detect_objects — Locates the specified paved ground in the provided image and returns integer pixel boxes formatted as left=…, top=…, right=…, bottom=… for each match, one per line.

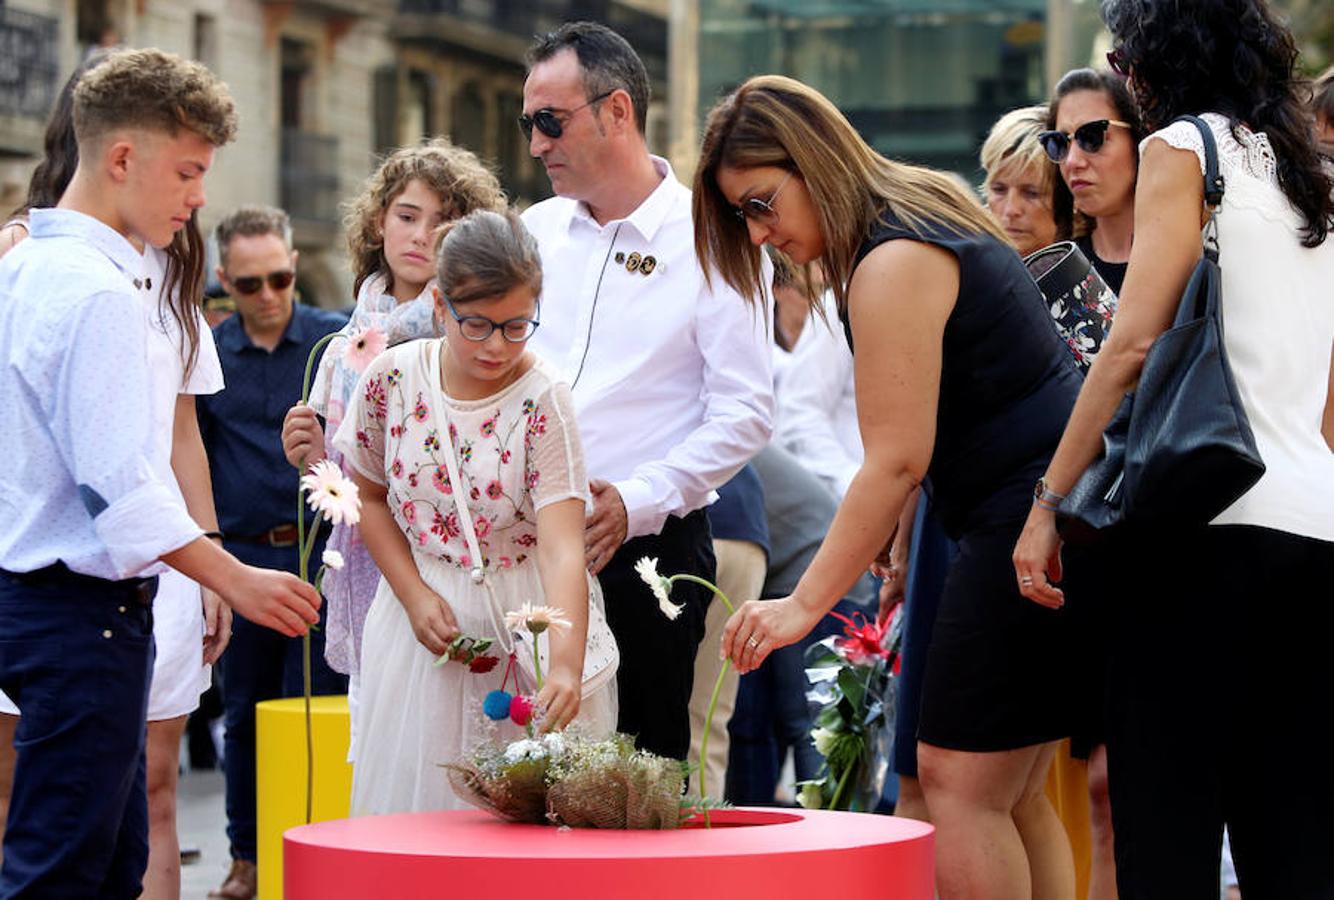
left=178, top=767, right=234, bottom=898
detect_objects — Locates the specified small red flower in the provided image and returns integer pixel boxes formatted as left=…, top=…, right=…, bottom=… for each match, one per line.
left=469, top=654, right=499, bottom=674
left=830, top=610, right=890, bottom=666
left=485, top=480, right=504, bottom=500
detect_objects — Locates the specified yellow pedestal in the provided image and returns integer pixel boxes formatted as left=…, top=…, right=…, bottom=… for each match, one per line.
left=256, top=696, right=352, bottom=900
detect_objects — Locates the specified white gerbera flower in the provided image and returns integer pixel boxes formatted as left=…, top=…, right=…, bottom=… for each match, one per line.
left=300, top=459, right=362, bottom=526
left=321, top=549, right=345, bottom=571
left=504, top=602, right=572, bottom=635
left=634, top=556, right=683, bottom=621
left=797, top=781, right=824, bottom=810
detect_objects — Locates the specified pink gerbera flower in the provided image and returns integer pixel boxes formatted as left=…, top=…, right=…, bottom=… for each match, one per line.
left=342, top=326, right=387, bottom=374
left=300, top=460, right=362, bottom=526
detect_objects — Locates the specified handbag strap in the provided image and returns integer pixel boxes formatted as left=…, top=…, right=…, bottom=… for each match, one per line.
left=1172, top=115, right=1227, bottom=261
left=427, top=340, right=517, bottom=656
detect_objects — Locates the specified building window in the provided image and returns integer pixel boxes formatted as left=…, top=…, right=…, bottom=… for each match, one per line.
left=193, top=13, right=218, bottom=70
left=404, top=69, right=435, bottom=142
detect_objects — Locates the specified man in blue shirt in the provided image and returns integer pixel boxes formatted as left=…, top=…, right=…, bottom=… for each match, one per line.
left=197, top=205, right=347, bottom=899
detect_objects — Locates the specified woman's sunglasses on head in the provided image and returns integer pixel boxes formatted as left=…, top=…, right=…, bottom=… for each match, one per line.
left=518, top=90, right=614, bottom=141
left=1037, top=119, right=1132, bottom=163
left=231, top=270, right=295, bottom=295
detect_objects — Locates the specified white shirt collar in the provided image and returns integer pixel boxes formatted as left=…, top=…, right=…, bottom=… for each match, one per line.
left=567, top=155, right=682, bottom=243
left=28, top=208, right=147, bottom=287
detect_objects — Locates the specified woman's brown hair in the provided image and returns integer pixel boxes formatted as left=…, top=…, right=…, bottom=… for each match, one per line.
left=693, top=75, right=1009, bottom=315
left=343, top=138, right=506, bottom=297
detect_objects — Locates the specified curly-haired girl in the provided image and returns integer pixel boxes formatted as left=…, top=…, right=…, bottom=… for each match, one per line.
left=282, top=139, right=505, bottom=744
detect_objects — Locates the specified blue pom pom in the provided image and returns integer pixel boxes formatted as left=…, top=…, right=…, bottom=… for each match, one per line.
left=483, top=689, right=513, bottom=721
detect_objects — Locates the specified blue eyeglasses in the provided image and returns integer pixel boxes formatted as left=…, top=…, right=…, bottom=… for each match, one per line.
left=443, top=295, right=540, bottom=343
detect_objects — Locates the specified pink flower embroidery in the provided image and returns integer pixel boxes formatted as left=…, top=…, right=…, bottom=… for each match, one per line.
left=444, top=512, right=461, bottom=538
left=499, top=556, right=513, bottom=569
left=401, top=500, right=417, bottom=524
left=416, top=530, right=428, bottom=547
left=527, top=413, right=547, bottom=436
left=480, top=416, right=496, bottom=438
left=474, top=515, right=492, bottom=539
left=515, top=532, right=537, bottom=548
left=459, top=554, right=471, bottom=567
left=407, top=472, right=419, bottom=488
left=432, top=465, right=452, bottom=494
left=390, top=458, right=403, bottom=478
left=363, top=377, right=388, bottom=420
left=470, top=486, right=480, bottom=501
left=485, top=480, right=503, bottom=500
left=423, top=430, right=440, bottom=452
left=500, top=450, right=512, bottom=464
left=356, top=430, right=371, bottom=449
left=430, top=511, right=447, bottom=538
left=389, top=425, right=403, bottom=438
left=526, top=470, right=540, bottom=490
left=413, top=394, right=429, bottom=422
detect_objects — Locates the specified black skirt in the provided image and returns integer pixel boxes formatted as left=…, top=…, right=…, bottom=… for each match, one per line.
left=917, top=522, right=1079, bottom=753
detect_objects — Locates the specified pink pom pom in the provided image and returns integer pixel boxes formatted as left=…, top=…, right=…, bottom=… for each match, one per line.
left=509, top=694, right=533, bottom=727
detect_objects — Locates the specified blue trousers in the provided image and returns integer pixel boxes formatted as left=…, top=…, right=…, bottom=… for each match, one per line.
left=219, top=540, right=346, bottom=862
left=0, top=572, right=154, bottom=899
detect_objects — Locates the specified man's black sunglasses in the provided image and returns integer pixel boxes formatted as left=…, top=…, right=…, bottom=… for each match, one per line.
left=518, top=90, right=614, bottom=141
left=1037, top=119, right=1131, bottom=163
left=231, top=270, right=295, bottom=295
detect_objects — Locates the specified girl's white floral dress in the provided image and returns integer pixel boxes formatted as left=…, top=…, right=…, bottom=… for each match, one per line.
left=333, top=338, right=617, bottom=813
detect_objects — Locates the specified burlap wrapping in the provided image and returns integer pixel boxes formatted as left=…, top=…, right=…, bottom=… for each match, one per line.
left=444, top=758, right=549, bottom=825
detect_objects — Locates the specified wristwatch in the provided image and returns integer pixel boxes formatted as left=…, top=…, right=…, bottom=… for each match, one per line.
left=1034, top=477, right=1065, bottom=509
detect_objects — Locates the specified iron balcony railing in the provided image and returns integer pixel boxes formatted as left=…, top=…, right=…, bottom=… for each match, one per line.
left=0, top=6, right=59, bottom=120
left=280, top=128, right=341, bottom=230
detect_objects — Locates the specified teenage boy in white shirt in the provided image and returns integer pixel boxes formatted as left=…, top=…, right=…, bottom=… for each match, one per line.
left=521, top=23, right=773, bottom=760
left=0, top=48, right=320, bottom=897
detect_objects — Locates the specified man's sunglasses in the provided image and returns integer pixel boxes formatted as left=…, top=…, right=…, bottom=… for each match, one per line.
left=732, top=171, right=794, bottom=225
left=518, top=90, right=614, bottom=141
left=1037, top=119, right=1131, bottom=163
left=231, top=270, right=295, bottom=295
left=443, top=296, right=540, bottom=343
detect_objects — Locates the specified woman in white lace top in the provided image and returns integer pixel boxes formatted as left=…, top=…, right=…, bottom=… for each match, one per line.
left=1012, top=1, right=1334, bottom=896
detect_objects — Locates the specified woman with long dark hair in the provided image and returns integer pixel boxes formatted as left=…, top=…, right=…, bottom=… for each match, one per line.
left=694, top=75, right=1085, bottom=899
left=0, top=53, right=227, bottom=899
left=1013, top=2, right=1334, bottom=896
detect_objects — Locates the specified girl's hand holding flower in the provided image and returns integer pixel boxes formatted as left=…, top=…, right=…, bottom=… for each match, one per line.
left=282, top=403, right=326, bottom=471
left=403, top=586, right=461, bottom=655
left=536, top=667, right=580, bottom=733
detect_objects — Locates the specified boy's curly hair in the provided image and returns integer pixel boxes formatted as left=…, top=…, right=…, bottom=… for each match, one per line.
left=344, top=138, right=506, bottom=296
left=73, top=47, right=237, bottom=148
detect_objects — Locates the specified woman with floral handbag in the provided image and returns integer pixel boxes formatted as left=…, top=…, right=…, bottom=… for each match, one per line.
left=1012, top=1, right=1334, bottom=896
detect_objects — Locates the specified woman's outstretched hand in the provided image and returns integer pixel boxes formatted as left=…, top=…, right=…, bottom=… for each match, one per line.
left=720, top=597, right=820, bottom=674
left=1013, top=506, right=1065, bottom=609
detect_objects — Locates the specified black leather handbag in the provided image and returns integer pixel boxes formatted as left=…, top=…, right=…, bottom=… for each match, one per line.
left=1057, top=115, right=1265, bottom=544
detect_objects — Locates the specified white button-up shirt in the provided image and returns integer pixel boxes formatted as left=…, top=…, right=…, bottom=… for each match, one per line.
left=776, top=292, right=862, bottom=499
left=0, top=209, right=203, bottom=580
left=523, top=156, right=774, bottom=539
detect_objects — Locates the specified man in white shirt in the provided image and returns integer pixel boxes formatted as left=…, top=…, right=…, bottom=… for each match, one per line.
left=0, top=49, right=319, bottom=896
left=521, top=23, right=773, bottom=759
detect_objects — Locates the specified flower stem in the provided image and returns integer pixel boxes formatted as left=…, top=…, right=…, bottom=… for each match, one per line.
left=697, top=659, right=731, bottom=829
left=667, top=575, right=734, bottom=614
left=827, top=757, right=856, bottom=811
left=529, top=632, right=543, bottom=691
left=295, top=330, right=337, bottom=828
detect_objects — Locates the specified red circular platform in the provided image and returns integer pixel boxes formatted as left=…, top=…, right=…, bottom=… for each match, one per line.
left=285, top=808, right=934, bottom=899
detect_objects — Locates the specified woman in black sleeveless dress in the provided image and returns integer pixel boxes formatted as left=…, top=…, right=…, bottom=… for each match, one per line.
left=692, top=75, right=1083, bottom=899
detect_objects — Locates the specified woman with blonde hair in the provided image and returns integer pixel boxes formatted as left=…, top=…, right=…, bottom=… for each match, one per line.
left=980, top=105, right=1073, bottom=257
left=696, top=74, right=1083, bottom=900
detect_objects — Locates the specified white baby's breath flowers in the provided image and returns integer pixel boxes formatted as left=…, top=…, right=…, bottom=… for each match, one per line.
left=634, top=557, right=683, bottom=621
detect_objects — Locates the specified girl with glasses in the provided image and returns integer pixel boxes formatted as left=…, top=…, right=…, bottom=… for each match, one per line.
left=333, top=210, right=616, bottom=814
left=693, top=75, right=1087, bottom=900
left=282, top=139, right=505, bottom=765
